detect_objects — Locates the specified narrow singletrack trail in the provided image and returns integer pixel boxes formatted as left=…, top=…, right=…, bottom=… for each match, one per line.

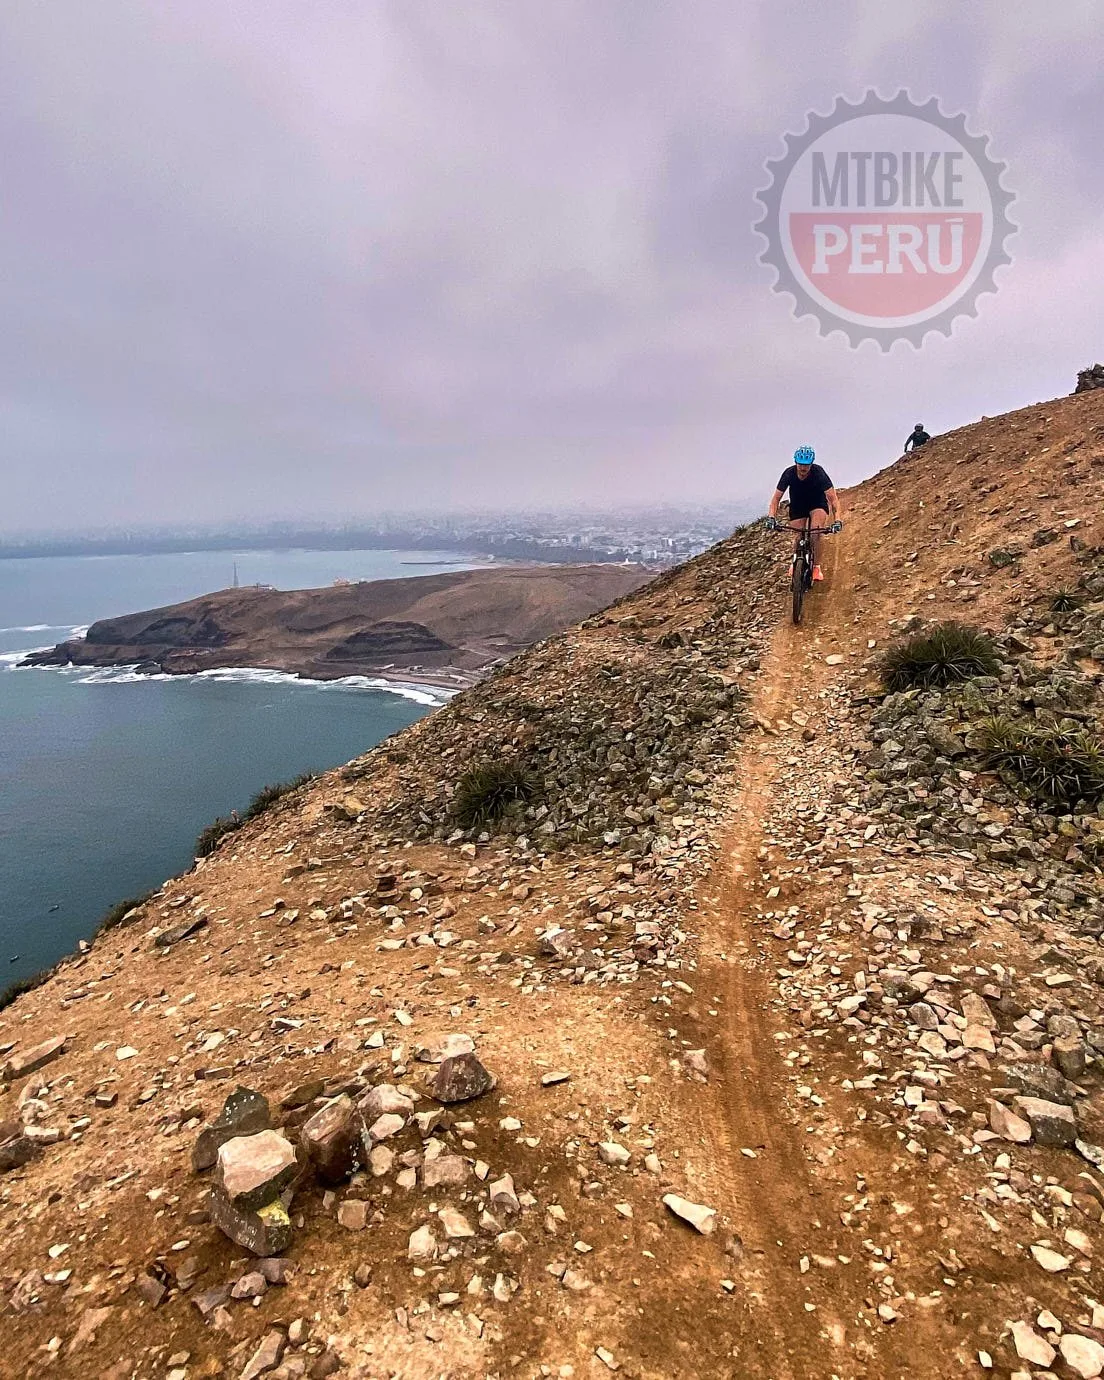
left=673, top=527, right=955, bottom=1378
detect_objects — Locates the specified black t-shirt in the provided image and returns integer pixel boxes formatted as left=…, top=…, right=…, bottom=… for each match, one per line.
left=776, top=463, right=833, bottom=514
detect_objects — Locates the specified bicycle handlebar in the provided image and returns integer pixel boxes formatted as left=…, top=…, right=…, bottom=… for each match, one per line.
left=767, top=519, right=841, bottom=534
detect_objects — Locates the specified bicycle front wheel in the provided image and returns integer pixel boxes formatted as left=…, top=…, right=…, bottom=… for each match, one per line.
left=791, top=554, right=806, bottom=624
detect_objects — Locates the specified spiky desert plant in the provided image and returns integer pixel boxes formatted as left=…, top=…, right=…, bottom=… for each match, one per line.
left=1050, top=589, right=1083, bottom=613
left=452, top=759, right=539, bottom=829
left=881, top=622, right=1001, bottom=692
left=977, top=718, right=1104, bottom=807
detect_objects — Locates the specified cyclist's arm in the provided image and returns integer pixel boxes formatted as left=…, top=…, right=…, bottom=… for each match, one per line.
left=767, top=488, right=785, bottom=518
left=825, top=487, right=842, bottom=521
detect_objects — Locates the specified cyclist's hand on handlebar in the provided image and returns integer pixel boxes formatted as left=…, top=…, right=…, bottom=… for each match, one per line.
left=830, top=520, right=843, bottom=533
left=765, top=516, right=780, bottom=531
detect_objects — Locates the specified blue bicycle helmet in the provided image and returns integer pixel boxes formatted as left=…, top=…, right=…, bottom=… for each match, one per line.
left=794, top=446, right=815, bottom=464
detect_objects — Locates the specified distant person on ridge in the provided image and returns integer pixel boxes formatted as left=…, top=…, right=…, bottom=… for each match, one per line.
left=766, top=446, right=842, bottom=583
left=904, top=422, right=931, bottom=452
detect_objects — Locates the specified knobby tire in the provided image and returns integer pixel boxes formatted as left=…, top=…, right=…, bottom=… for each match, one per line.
left=791, top=550, right=806, bottom=625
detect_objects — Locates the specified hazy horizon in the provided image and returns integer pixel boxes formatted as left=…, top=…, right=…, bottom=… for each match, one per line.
left=2, top=2, right=1102, bottom=536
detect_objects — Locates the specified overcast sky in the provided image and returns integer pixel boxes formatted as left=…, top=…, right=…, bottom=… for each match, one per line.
left=1, top=1, right=1101, bottom=534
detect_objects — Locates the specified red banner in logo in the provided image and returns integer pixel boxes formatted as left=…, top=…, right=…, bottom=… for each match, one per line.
left=787, top=212, right=983, bottom=317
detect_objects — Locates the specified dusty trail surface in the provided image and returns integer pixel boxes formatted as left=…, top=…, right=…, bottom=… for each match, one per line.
left=4, top=388, right=1104, bottom=1379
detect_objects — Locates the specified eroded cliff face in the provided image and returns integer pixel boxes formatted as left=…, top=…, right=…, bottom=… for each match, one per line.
left=4, top=389, right=1104, bottom=1380
left=21, top=563, right=652, bottom=681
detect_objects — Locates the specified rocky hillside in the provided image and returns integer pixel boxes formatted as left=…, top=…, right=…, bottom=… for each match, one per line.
left=3, top=387, right=1104, bottom=1380
left=21, top=564, right=651, bottom=683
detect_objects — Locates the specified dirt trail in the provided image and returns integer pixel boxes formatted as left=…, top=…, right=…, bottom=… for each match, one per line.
left=673, top=530, right=855, bottom=1374
left=675, top=525, right=956, bottom=1379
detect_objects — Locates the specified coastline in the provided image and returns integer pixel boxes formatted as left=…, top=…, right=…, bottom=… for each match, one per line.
left=11, top=654, right=473, bottom=704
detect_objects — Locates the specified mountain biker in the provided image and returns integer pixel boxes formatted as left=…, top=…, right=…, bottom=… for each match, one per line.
left=904, top=422, right=931, bottom=452
left=766, top=446, right=842, bottom=583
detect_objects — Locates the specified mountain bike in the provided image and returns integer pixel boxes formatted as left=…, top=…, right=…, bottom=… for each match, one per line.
left=769, top=516, right=841, bottom=625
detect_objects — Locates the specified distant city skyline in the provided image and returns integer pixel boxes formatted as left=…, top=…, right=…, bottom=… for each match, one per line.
left=0, top=500, right=754, bottom=568
left=2, top=4, right=1101, bottom=534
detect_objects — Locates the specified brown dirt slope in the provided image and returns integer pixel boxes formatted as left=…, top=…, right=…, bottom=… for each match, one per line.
left=22, top=563, right=652, bottom=681
left=3, top=387, right=1104, bottom=1380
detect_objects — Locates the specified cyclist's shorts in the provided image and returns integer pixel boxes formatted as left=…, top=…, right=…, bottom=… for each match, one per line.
left=789, top=501, right=830, bottom=521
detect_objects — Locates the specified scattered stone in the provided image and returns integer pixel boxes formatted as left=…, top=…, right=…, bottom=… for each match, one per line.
left=280, top=1079, right=326, bottom=1111
left=416, top=1033, right=475, bottom=1064
left=1001, top=1061, right=1076, bottom=1106
left=1010, top=1320, right=1056, bottom=1367
left=408, top=1224, right=438, bottom=1261
left=368, top=1144, right=394, bottom=1177
left=367, top=1112, right=405, bottom=1143
left=422, top=1152, right=468, bottom=1188
left=0, top=1130, right=42, bottom=1174
left=439, top=1206, right=475, bottom=1239
left=230, top=1271, right=267, bottom=1301
left=337, top=1198, right=369, bottom=1232
left=299, top=1095, right=361, bottom=1185
left=662, top=1194, right=717, bottom=1235
left=358, top=1084, right=415, bottom=1121
left=597, top=1141, right=631, bottom=1167
left=431, top=1049, right=495, bottom=1104
left=988, top=1100, right=1031, bottom=1144
left=68, top=1305, right=113, bottom=1354
left=154, top=916, right=207, bottom=949
left=241, top=1329, right=286, bottom=1380
left=208, top=1193, right=292, bottom=1258
left=1054, top=1036, right=1088, bottom=1081
left=3, top=1036, right=67, bottom=1082
left=1060, top=1334, right=1104, bottom=1379
left=1030, top=1245, right=1071, bottom=1272
left=1014, top=1096, right=1077, bottom=1148
left=135, top=1271, right=168, bottom=1307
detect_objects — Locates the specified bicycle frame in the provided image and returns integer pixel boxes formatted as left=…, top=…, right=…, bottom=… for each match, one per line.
left=772, top=517, right=836, bottom=625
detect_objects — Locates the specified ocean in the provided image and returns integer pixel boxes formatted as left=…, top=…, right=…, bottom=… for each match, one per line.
left=0, top=548, right=477, bottom=988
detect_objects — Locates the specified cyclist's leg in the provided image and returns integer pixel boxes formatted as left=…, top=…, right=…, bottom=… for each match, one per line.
left=786, top=514, right=806, bottom=558
left=810, top=507, right=828, bottom=568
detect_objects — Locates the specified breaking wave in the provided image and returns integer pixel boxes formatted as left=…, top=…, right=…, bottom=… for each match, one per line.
left=65, top=662, right=453, bottom=704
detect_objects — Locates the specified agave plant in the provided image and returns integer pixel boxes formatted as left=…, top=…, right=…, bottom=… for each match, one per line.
left=452, top=759, right=540, bottom=829
left=882, top=622, right=1001, bottom=692
left=977, top=716, right=1104, bottom=807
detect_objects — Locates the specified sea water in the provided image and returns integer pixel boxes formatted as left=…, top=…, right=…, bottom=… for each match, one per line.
left=0, top=548, right=476, bottom=985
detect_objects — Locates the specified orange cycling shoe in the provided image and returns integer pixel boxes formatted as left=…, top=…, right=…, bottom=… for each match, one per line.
left=812, top=565, right=824, bottom=582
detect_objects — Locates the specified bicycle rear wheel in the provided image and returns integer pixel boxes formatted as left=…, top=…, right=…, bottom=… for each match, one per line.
left=791, top=551, right=806, bottom=624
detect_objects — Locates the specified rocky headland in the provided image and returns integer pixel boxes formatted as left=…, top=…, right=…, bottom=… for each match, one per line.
left=20, top=564, right=652, bottom=687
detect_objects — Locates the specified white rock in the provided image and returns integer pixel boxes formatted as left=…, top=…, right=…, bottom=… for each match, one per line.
left=1010, top=1321, right=1055, bottom=1367
left=1030, top=1245, right=1071, bottom=1273
left=1060, top=1334, right=1104, bottom=1379
left=662, top=1194, right=717, bottom=1235
left=438, top=1207, right=475, bottom=1239
left=407, top=1224, right=438, bottom=1261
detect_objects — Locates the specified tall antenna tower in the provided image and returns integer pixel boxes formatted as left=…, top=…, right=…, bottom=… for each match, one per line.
left=233, top=561, right=239, bottom=589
